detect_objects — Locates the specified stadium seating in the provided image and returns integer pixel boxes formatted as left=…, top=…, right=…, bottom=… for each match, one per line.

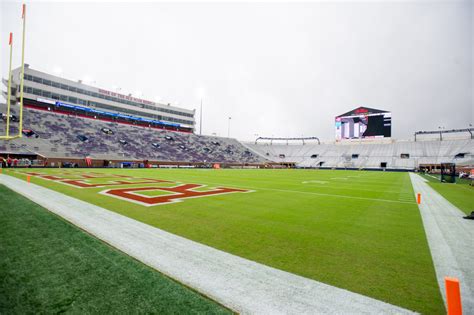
left=245, top=138, right=474, bottom=170
left=0, top=106, right=264, bottom=164
left=1, top=105, right=472, bottom=169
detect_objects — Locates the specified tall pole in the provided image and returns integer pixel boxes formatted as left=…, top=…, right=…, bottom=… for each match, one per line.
left=199, top=98, right=202, bottom=135
left=5, top=33, right=14, bottom=138
left=227, top=116, right=231, bottom=138
left=18, top=4, right=26, bottom=137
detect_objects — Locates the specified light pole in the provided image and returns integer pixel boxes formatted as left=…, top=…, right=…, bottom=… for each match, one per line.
left=196, top=88, right=205, bottom=136
left=438, top=126, right=445, bottom=141
left=227, top=117, right=232, bottom=138
left=200, top=98, right=203, bottom=135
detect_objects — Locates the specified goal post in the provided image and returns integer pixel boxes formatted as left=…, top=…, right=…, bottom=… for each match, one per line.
left=1, top=33, right=14, bottom=140
left=1, top=4, right=26, bottom=141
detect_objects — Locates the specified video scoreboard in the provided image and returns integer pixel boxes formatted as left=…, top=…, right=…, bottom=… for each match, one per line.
left=335, top=107, right=391, bottom=140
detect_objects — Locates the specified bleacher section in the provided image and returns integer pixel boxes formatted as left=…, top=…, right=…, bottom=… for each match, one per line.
left=245, top=139, right=474, bottom=170
left=0, top=106, right=265, bottom=164
left=1, top=105, right=472, bottom=169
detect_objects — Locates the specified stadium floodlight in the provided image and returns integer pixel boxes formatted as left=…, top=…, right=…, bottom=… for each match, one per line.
left=228, top=117, right=232, bottom=138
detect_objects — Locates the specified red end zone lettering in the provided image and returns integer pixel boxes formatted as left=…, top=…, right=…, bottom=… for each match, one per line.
left=62, top=178, right=172, bottom=188
left=24, top=172, right=130, bottom=182
left=25, top=172, right=65, bottom=181
left=19, top=171, right=253, bottom=206
left=101, top=184, right=251, bottom=206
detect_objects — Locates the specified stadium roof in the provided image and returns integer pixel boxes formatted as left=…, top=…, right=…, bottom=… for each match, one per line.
left=336, top=107, right=389, bottom=118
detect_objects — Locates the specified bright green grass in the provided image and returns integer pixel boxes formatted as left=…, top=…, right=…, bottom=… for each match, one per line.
left=6, top=168, right=445, bottom=314
left=0, top=185, right=230, bottom=314
left=421, top=173, right=474, bottom=215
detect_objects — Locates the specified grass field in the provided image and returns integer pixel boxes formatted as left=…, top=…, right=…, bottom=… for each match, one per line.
left=421, top=173, right=474, bottom=215
left=0, top=185, right=230, bottom=314
left=5, top=168, right=446, bottom=313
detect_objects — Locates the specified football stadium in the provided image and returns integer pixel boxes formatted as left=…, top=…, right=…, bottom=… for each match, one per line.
left=1, top=2, right=473, bottom=315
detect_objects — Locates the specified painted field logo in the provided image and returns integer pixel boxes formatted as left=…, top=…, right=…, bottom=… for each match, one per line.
left=101, top=184, right=251, bottom=206
left=18, top=171, right=252, bottom=207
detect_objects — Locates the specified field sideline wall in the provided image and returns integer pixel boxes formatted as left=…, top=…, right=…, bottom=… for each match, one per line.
left=4, top=156, right=271, bottom=168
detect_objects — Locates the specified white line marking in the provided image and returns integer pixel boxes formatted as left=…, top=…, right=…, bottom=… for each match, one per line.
left=410, top=173, right=474, bottom=313
left=302, top=180, right=328, bottom=184
left=184, top=180, right=416, bottom=205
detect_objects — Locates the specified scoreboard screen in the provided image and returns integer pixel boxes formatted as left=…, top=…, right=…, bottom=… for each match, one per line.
left=335, top=107, right=391, bottom=140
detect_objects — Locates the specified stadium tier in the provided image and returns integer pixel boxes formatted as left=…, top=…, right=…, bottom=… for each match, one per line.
left=0, top=105, right=264, bottom=165
left=245, top=138, right=474, bottom=170
left=3, top=65, right=195, bottom=132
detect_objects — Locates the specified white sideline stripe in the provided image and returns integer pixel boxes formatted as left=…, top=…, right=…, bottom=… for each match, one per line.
left=424, top=173, right=439, bottom=181
left=409, top=173, right=474, bottom=313
left=1, top=174, right=415, bottom=314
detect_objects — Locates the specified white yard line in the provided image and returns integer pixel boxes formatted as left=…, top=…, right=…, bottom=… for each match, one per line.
left=1, top=174, right=414, bottom=314
left=409, top=173, right=474, bottom=313
left=174, top=179, right=415, bottom=205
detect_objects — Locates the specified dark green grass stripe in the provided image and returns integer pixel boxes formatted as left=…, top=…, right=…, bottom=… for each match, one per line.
left=0, top=185, right=231, bottom=314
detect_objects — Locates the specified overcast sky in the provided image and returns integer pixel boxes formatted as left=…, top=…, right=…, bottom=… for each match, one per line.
left=1, top=1, right=472, bottom=141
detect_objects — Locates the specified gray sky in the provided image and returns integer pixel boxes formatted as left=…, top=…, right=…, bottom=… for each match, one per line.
left=1, top=1, right=472, bottom=141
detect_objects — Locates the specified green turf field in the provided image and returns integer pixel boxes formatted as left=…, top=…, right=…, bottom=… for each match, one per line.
left=421, top=173, right=474, bottom=215
left=5, top=168, right=446, bottom=313
left=0, top=185, right=230, bottom=314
